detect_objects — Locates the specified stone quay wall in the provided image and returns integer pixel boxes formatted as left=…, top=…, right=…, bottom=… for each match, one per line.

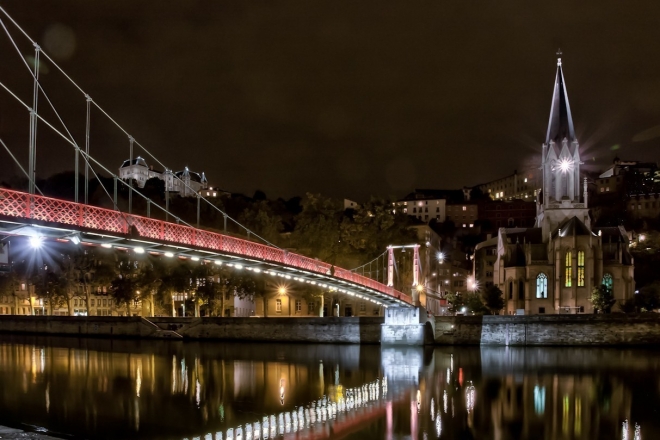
left=0, top=316, right=384, bottom=344
left=434, top=314, right=660, bottom=346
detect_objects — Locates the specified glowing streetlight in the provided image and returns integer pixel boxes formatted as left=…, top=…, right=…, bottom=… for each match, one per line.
left=639, top=234, right=646, bottom=242
left=134, top=247, right=145, bottom=254
left=416, top=284, right=424, bottom=293
left=278, top=286, right=287, bottom=295
left=164, top=252, right=174, bottom=258
left=29, top=236, right=43, bottom=249
left=437, top=252, right=445, bottom=263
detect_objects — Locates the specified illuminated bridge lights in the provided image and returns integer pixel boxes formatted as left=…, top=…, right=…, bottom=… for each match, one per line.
left=198, top=378, right=387, bottom=440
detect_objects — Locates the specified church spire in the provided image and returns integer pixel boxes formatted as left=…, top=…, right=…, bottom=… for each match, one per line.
left=545, top=51, right=576, bottom=145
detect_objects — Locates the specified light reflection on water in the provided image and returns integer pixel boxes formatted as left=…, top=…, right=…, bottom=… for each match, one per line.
left=0, top=336, right=658, bottom=440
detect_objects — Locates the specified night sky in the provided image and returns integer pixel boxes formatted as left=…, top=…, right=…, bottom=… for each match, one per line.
left=1, top=1, right=659, bottom=201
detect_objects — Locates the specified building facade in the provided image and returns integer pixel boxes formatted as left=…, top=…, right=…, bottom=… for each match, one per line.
left=119, top=157, right=209, bottom=197
left=476, top=169, right=540, bottom=201
left=482, top=57, right=634, bottom=315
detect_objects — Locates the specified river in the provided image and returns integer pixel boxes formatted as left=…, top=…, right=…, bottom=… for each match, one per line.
left=0, top=335, right=657, bottom=439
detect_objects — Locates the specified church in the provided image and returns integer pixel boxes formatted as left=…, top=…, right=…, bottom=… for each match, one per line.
left=487, top=56, right=635, bottom=314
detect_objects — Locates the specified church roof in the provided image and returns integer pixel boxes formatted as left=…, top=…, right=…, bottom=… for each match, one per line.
left=120, top=157, right=148, bottom=168
left=545, top=57, right=576, bottom=145
left=552, top=216, right=595, bottom=238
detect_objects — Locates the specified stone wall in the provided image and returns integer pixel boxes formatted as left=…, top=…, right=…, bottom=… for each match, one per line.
left=156, top=317, right=383, bottom=343
left=0, top=316, right=159, bottom=338
left=0, top=316, right=384, bottom=344
left=434, top=314, right=660, bottom=346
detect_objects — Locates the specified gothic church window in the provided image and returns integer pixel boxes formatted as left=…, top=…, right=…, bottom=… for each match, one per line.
left=518, top=280, right=524, bottom=300
left=602, top=273, right=613, bottom=290
left=536, top=273, right=548, bottom=298
left=565, top=252, right=572, bottom=287
left=577, top=251, right=585, bottom=287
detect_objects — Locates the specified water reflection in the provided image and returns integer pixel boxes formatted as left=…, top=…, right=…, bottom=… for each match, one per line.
left=0, top=337, right=658, bottom=439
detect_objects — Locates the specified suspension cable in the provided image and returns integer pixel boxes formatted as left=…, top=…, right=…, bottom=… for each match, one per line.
left=0, top=7, right=277, bottom=248
left=0, top=137, right=43, bottom=196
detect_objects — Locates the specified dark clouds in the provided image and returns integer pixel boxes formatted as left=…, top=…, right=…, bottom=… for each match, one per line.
left=1, top=1, right=660, bottom=200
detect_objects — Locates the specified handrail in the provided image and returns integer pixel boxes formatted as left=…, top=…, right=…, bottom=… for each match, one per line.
left=0, top=188, right=413, bottom=304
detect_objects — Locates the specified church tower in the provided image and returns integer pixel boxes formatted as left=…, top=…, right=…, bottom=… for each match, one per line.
left=537, top=55, right=590, bottom=240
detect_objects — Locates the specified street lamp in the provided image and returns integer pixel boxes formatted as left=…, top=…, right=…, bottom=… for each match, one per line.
left=29, top=236, right=43, bottom=249
left=437, top=252, right=445, bottom=263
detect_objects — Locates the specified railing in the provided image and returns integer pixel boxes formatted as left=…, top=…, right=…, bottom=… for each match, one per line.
left=0, top=188, right=412, bottom=304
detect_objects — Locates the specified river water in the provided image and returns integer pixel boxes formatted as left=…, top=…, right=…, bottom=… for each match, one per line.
left=0, top=336, right=657, bottom=440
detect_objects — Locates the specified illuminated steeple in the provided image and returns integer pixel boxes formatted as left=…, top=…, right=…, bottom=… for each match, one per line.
left=545, top=53, right=576, bottom=145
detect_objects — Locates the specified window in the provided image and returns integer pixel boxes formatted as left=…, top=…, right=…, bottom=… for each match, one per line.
left=91, top=299, right=95, bottom=306
left=577, top=251, right=585, bottom=287
left=539, top=307, right=546, bottom=314
left=509, top=281, right=513, bottom=300
left=518, top=280, right=524, bottom=300
left=462, top=206, right=467, bottom=211
left=453, top=280, right=464, bottom=287
left=295, top=300, right=301, bottom=312
left=276, top=299, right=282, bottom=312
left=565, top=252, right=572, bottom=287
left=602, top=273, right=613, bottom=290
left=536, top=273, right=548, bottom=298
left=308, top=302, right=315, bottom=314
left=360, top=303, right=366, bottom=312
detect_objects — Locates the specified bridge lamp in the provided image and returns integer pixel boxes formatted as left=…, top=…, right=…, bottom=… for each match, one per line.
left=214, top=260, right=223, bottom=266
left=234, top=264, right=243, bottom=270
left=164, top=252, right=174, bottom=258
left=70, top=235, right=81, bottom=245
left=101, top=243, right=112, bottom=249
left=191, top=256, right=200, bottom=261
left=134, top=247, right=145, bottom=254
left=29, top=236, right=43, bottom=249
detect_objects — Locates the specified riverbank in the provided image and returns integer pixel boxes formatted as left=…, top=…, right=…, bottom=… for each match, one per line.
left=2, top=313, right=660, bottom=345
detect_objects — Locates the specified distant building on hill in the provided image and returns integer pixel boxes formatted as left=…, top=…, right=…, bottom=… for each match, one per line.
left=119, top=156, right=212, bottom=197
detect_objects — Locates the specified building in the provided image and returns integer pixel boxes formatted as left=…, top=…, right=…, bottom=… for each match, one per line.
left=478, top=56, right=634, bottom=315
left=478, top=199, right=537, bottom=230
left=119, top=156, right=209, bottom=197
left=628, top=194, right=660, bottom=220
left=596, top=158, right=659, bottom=195
left=475, top=169, right=540, bottom=201
left=446, top=202, right=478, bottom=228
left=395, top=189, right=465, bottom=223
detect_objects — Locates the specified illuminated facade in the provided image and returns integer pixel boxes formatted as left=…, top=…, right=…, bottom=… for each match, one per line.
left=479, top=57, right=635, bottom=315
left=119, top=156, right=209, bottom=197
left=476, top=169, right=540, bottom=201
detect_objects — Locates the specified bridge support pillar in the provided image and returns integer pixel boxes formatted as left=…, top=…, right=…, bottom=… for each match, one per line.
left=381, top=307, right=433, bottom=346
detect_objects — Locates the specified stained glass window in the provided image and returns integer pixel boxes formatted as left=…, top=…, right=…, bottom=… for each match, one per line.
left=602, top=273, right=613, bottom=290
left=565, top=251, right=572, bottom=287
left=577, top=251, right=585, bottom=287
left=536, top=273, right=547, bottom=298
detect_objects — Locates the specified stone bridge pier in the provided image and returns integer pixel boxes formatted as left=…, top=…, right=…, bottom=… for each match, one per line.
left=381, top=307, right=434, bottom=346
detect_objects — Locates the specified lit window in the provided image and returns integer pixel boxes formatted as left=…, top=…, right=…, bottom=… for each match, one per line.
left=213, top=192, right=217, bottom=197
left=565, top=252, right=572, bottom=287
left=577, top=251, right=585, bottom=287
left=276, top=299, right=282, bottom=312
left=469, top=223, right=474, bottom=228
left=524, top=178, right=528, bottom=183
left=536, top=273, right=548, bottom=298
left=606, top=187, right=610, bottom=192
left=462, top=206, right=467, bottom=211
left=463, top=224, right=467, bottom=227
left=295, top=300, right=301, bottom=312
left=602, top=273, right=613, bottom=290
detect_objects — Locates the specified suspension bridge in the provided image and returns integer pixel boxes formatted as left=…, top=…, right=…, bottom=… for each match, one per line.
left=0, top=7, right=415, bottom=308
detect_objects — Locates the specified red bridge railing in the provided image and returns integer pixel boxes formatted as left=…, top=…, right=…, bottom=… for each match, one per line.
left=0, top=189, right=412, bottom=304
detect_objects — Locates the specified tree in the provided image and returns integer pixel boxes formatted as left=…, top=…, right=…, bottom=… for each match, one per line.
left=109, top=254, right=140, bottom=316
left=635, top=281, right=660, bottom=312
left=31, top=265, right=67, bottom=314
left=58, top=254, right=84, bottom=315
left=465, top=292, right=489, bottom=315
left=446, top=292, right=465, bottom=314
left=590, top=284, right=616, bottom=313
left=482, top=285, right=505, bottom=314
